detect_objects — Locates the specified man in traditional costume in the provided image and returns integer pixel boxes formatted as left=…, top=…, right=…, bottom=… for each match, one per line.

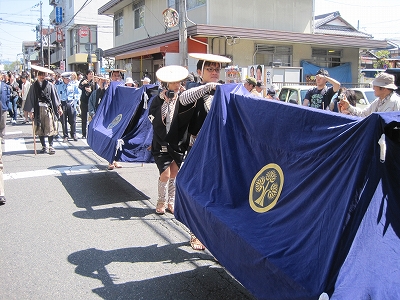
left=24, top=66, right=62, bottom=154
left=148, top=65, right=188, bottom=215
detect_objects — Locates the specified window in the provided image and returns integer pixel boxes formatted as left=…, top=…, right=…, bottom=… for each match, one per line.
left=255, top=44, right=293, bottom=67
left=115, top=11, right=123, bottom=36
left=187, top=0, right=206, bottom=9
left=311, top=48, right=342, bottom=68
left=168, top=0, right=205, bottom=12
left=134, top=4, right=144, bottom=29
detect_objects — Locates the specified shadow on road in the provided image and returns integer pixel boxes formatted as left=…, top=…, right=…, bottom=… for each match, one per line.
left=68, top=244, right=255, bottom=300
left=57, top=170, right=150, bottom=209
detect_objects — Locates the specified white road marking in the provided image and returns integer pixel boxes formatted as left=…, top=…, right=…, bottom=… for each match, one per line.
left=5, top=131, right=23, bottom=135
left=4, top=138, right=27, bottom=152
left=4, top=165, right=103, bottom=181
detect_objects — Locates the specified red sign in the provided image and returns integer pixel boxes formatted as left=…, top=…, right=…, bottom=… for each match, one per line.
left=56, top=27, right=64, bottom=42
left=79, top=26, right=89, bottom=38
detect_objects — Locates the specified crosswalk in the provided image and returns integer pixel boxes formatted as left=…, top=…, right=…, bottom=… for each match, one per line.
left=3, top=131, right=88, bottom=153
left=4, top=164, right=102, bottom=181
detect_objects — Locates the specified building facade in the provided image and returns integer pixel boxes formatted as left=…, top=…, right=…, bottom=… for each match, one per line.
left=48, top=0, right=114, bottom=74
left=98, top=0, right=387, bottom=84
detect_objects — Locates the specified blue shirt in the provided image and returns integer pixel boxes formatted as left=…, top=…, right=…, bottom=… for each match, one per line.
left=56, top=82, right=80, bottom=104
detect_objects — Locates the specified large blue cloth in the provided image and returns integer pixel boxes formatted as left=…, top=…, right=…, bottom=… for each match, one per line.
left=174, top=83, right=400, bottom=300
left=88, top=82, right=154, bottom=163
left=301, top=60, right=352, bottom=85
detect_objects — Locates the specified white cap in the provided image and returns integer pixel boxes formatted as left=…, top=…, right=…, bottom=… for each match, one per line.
left=141, top=77, right=151, bottom=84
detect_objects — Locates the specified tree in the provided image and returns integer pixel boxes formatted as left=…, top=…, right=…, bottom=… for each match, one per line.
left=4, top=61, right=20, bottom=72
left=373, top=50, right=390, bottom=69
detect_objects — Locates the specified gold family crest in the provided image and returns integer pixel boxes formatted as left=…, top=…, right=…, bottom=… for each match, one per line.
left=249, top=163, right=284, bottom=213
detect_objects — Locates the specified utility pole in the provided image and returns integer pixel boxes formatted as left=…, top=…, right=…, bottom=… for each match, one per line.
left=48, top=25, right=51, bottom=68
left=178, top=0, right=188, bottom=67
left=40, top=1, right=44, bottom=66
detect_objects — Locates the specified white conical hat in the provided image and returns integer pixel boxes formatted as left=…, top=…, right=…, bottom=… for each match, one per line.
left=156, top=65, right=189, bottom=82
left=30, top=65, right=54, bottom=74
left=189, top=53, right=231, bottom=63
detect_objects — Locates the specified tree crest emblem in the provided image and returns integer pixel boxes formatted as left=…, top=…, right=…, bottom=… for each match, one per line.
left=107, top=114, right=122, bottom=129
left=249, top=163, right=284, bottom=213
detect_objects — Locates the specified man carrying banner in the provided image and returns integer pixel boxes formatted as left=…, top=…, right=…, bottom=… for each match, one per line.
left=148, top=65, right=188, bottom=215
left=24, top=65, right=63, bottom=154
left=175, top=53, right=231, bottom=250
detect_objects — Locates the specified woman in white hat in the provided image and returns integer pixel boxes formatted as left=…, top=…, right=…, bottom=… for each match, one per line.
left=340, top=72, right=400, bottom=116
left=125, top=77, right=135, bottom=87
left=148, top=65, right=188, bottom=215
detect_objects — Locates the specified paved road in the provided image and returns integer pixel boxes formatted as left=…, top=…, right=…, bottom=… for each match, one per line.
left=0, top=115, right=255, bottom=300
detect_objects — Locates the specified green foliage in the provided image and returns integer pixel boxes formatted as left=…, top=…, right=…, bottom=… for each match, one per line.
left=373, top=50, right=390, bottom=69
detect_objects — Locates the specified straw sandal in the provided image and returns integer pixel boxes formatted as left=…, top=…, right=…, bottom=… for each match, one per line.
left=190, top=234, right=205, bottom=250
left=156, top=201, right=166, bottom=214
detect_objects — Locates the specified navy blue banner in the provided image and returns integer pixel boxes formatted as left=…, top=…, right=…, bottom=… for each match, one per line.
left=175, top=83, right=400, bottom=299
left=88, top=82, right=155, bottom=163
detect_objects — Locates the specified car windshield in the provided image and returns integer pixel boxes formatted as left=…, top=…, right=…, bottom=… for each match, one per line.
left=364, top=91, right=376, bottom=103
left=300, top=90, right=308, bottom=103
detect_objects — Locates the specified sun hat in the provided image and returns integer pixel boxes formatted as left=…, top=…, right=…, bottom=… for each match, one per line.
left=245, top=77, right=257, bottom=86
left=156, top=65, right=189, bottom=83
left=189, top=53, right=232, bottom=63
left=372, top=72, right=397, bottom=90
left=141, top=77, right=151, bottom=84
left=125, top=77, right=134, bottom=85
left=31, top=65, right=54, bottom=74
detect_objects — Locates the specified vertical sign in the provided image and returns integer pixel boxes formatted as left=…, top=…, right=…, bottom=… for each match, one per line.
left=56, top=6, right=63, bottom=24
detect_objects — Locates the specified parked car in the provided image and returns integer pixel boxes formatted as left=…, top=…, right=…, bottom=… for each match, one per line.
left=278, top=86, right=312, bottom=105
left=384, top=68, right=400, bottom=95
left=349, top=88, right=376, bottom=110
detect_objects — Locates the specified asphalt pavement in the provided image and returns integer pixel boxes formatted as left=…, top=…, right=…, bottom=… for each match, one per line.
left=0, top=114, right=256, bottom=300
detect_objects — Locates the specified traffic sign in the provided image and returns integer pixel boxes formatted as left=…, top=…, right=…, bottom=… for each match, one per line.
left=79, top=26, right=89, bottom=38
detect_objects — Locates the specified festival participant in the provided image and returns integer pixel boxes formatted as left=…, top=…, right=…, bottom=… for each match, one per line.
left=24, top=65, right=63, bottom=155
left=244, top=77, right=259, bottom=96
left=78, top=70, right=96, bottom=138
left=125, top=77, right=135, bottom=87
left=339, top=72, right=400, bottom=116
left=148, top=65, right=189, bottom=215
left=88, top=75, right=109, bottom=120
left=21, top=74, right=32, bottom=123
left=105, top=69, right=125, bottom=170
left=176, top=53, right=231, bottom=250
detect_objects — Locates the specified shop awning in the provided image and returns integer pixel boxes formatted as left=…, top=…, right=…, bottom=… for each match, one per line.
left=115, top=41, right=178, bottom=60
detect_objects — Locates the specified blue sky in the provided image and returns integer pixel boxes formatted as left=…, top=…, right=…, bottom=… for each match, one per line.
left=0, top=0, right=399, bottom=62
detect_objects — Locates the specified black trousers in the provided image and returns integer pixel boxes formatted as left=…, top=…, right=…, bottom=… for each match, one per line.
left=60, top=101, right=76, bottom=138
left=80, top=101, right=88, bottom=137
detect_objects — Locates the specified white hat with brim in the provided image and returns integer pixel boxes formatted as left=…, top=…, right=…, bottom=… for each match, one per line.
left=156, top=65, right=189, bottom=83
left=31, top=65, right=54, bottom=74
left=141, top=77, right=151, bottom=83
left=189, top=53, right=231, bottom=63
left=372, top=73, right=397, bottom=90
left=125, top=77, right=134, bottom=85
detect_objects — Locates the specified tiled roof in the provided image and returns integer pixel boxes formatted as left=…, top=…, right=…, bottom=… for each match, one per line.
left=314, top=12, right=372, bottom=38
